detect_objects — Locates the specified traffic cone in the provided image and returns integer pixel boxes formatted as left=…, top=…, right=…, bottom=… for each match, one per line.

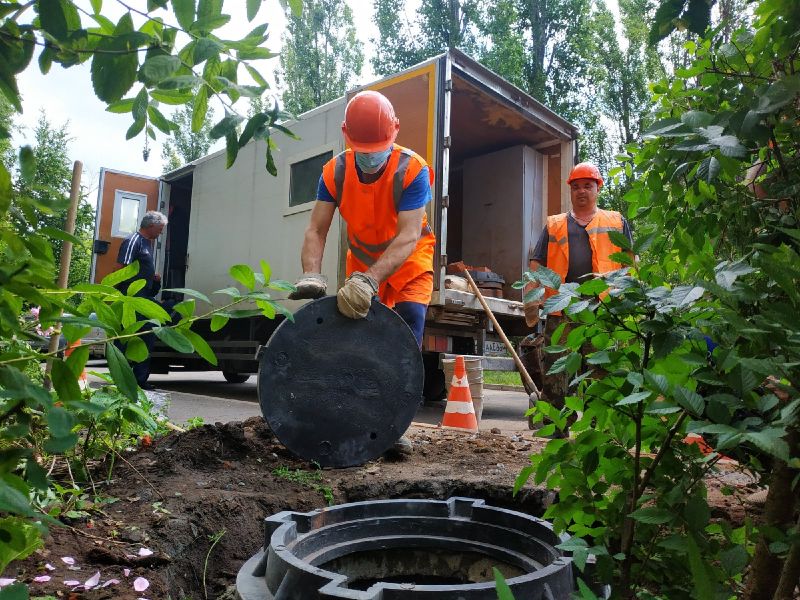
left=441, top=355, right=479, bottom=431
left=64, top=340, right=89, bottom=391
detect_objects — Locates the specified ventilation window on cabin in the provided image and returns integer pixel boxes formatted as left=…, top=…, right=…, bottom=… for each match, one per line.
left=111, top=190, right=147, bottom=237
left=289, top=151, right=333, bottom=207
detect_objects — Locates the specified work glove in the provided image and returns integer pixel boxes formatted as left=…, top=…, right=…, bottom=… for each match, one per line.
left=337, top=272, right=379, bottom=319
left=524, top=301, right=542, bottom=327
left=288, top=273, right=328, bottom=300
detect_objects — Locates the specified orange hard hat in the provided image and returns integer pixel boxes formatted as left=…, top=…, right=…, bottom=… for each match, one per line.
left=566, top=162, right=603, bottom=189
left=341, top=91, right=399, bottom=153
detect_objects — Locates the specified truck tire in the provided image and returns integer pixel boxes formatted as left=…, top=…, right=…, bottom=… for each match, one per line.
left=222, top=371, right=250, bottom=384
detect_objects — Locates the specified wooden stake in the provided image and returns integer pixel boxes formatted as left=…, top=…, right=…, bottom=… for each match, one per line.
left=44, top=161, right=83, bottom=390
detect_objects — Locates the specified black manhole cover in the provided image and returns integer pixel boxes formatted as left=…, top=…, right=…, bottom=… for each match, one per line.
left=257, top=297, right=423, bottom=467
left=236, top=497, right=589, bottom=599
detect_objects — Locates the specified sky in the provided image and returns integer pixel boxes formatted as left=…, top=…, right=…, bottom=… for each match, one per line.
left=13, top=0, right=383, bottom=193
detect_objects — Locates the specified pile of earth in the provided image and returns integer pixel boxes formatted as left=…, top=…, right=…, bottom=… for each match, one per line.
left=3, top=418, right=757, bottom=599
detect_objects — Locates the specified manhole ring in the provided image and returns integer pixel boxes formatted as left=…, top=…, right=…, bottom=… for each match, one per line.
left=237, top=497, right=587, bottom=599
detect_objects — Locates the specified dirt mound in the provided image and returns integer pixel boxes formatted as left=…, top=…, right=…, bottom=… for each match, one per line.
left=4, top=419, right=757, bottom=599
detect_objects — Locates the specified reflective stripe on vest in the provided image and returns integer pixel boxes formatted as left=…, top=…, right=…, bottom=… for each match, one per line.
left=544, top=209, right=625, bottom=299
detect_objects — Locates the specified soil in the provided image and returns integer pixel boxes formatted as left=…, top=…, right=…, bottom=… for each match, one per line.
left=4, top=419, right=761, bottom=600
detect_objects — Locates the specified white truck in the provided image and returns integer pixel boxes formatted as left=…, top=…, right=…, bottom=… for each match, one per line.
left=91, top=49, right=578, bottom=398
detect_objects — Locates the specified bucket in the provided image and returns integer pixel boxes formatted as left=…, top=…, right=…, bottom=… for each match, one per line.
left=442, top=357, right=484, bottom=422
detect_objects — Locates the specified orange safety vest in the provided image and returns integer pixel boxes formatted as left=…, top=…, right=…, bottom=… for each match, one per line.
left=544, top=209, right=625, bottom=299
left=321, top=144, right=436, bottom=303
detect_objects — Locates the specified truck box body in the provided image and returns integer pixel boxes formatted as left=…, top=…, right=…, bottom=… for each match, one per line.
left=91, top=50, right=578, bottom=390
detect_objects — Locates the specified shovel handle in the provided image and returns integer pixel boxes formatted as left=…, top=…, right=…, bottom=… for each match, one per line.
left=460, top=268, right=540, bottom=397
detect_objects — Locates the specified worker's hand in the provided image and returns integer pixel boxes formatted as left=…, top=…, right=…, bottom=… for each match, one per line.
left=524, top=301, right=542, bottom=327
left=337, top=272, right=378, bottom=319
left=153, top=273, right=162, bottom=283
left=288, top=273, right=328, bottom=300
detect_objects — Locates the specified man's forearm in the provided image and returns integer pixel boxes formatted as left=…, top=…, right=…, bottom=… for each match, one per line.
left=300, top=229, right=326, bottom=273
left=365, top=235, right=418, bottom=283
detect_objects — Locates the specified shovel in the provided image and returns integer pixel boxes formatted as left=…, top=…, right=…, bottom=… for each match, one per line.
left=450, top=263, right=542, bottom=412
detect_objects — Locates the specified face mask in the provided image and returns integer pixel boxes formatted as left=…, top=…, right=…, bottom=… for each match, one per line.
left=355, top=148, right=392, bottom=174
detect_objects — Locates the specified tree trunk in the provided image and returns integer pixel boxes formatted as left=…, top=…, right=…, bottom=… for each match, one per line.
left=743, top=426, right=799, bottom=600
left=774, top=513, right=800, bottom=600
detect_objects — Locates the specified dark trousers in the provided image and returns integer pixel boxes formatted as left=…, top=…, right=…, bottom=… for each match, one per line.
left=115, top=321, right=156, bottom=386
left=394, top=301, right=427, bottom=348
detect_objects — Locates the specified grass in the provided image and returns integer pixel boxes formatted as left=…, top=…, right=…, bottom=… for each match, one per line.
left=273, top=465, right=335, bottom=505
left=483, top=370, right=523, bottom=387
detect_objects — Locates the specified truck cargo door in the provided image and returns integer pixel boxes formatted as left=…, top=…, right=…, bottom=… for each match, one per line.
left=90, top=169, right=160, bottom=284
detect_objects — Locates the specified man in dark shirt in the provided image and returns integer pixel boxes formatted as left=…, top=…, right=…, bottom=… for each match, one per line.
left=115, top=211, right=167, bottom=390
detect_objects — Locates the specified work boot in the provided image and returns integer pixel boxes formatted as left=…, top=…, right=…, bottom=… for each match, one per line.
left=392, top=435, right=413, bottom=456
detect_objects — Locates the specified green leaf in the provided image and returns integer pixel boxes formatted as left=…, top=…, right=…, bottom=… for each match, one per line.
left=210, top=314, right=229, bottom=332
left=153, top=327, right=194, bottom=353
left=616, top=391, right=651, bottom=406
left=674, top=386, right=704, bottom=416
left=192, top=85, right=209, bottom=132
left=148, top=105, right=178, bottom=134
left=684, top=0, right=711, bottom=35
left=630, top=506, right=672, bottom=524
left=608, top=230, right=632, bottom=250
left=210, top=112, right=245, bottom=140
left=245, top=64, right=268, bottom=87
left=90, top=13, right=140, bottom=103
left=686, top=534, right=714, bottom=600
left=287, top=0, right=302, bottom=16
left=230, top=264, right=256, bottom=291
left=105, top=342, right=139, bottom=401
left=162, top=287, right=211, bottom=304
left=259, top=259, right=272, bottom=284
left=38, top=0, right=81, bottom=42
left=172, top=299, right=196, bottom=319
left=46, top=405, right=76, bottom=438
left=0, top=582, right=29, bottom=600
left=0, top=480, right=34, bottom=517
left=225, top=129, right=239, bottom=168
left=129, top=297, right=171, bottom=322
left=65, top=345, right=90, bottom=379
left=51, top=360, right=81, bottom=404
left=132, top=86, right=149, bottom=122
left=493, top=567, right=515, bottom=600
left=681, top=110, right=713, bottom=128
left=18, top=146, right=35, bottom=184
left=172, top=0, right=196, bottom=30
left=106, top=97, right=135, bottom=113
left=91, top=0, right=103, bottom=13
left=126, top=278, right=146, bottom=297
left=193, top=37, right=223, bottom=64
left=744, top=429, right=790, bottom=462
left=125, top=336, right=149, bottom=362
left=140, top=55, right=181, bottom=83
left=533, top=265, right=562, bottom=290
left=39, top=226, right=81, bottom=244
left=542, top=293, right=573, bottom=315
left=182, top=328, right=217, bottom=365
left=149, top=89, right=193, bottom=105
left=157, top=75, right=202, bottom=90
left=126, top=118, right=145, bottom=140
left=246, top=0, right=260, bottom=21
left=720, top=545, right=748, bottom=576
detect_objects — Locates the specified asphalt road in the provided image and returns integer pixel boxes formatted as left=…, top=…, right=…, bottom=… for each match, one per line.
left=87, top=364, right=533, bottom=434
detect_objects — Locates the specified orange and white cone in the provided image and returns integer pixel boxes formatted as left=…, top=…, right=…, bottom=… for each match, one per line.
left=64, top=340, right=89, bottom=391
left=441, top=355, right=478, bottom=432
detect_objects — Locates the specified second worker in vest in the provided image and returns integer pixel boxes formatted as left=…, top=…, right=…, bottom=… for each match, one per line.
left=289, top=90, right=436, bottom=455
left=522, top=162, right=633, bottom=434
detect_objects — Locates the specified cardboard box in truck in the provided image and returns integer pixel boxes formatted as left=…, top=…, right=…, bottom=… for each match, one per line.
left=91, top=49, right=578, bottom=397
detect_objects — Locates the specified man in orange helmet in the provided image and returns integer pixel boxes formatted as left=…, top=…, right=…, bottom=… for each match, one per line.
left=289, top=90, right=436, bottom=453
left=522, top=162, right=633, bottom=433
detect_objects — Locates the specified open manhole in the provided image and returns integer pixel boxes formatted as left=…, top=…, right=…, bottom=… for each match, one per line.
left=236, top=497, right=584, bottom=599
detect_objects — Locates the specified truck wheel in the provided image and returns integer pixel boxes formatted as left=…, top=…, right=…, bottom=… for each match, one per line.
left=222, top=371, right=250, bottom=384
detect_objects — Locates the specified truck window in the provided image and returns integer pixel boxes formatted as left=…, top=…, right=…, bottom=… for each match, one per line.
left=111, top=190, right=147, bottom=238
left=289, top=151, right=332, bottom=207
